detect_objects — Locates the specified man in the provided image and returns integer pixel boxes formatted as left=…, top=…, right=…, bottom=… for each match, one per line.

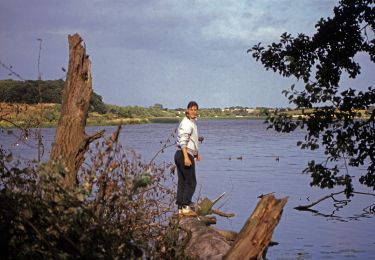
left=175, top=101, right=201, bottom=216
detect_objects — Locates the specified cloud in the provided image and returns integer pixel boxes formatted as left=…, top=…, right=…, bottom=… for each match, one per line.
left=45, top=28, right=87, bottom=37
left=251, top=26, right=286, bottom=41
left=2, top=0, right=355, bottom=108
left=1, top=0, right=338, bottom=52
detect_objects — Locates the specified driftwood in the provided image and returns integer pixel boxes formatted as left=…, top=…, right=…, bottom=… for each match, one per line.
left=49, top=33, right=104, bottom=188
left=180, top=194, right=288, bottom=259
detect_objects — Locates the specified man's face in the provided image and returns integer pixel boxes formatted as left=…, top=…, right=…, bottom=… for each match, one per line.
left=187, top=105, right=198, bottom=119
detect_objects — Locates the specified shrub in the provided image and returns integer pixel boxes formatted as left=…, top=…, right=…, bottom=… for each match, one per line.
left=0, top=128, right=187, bottom=259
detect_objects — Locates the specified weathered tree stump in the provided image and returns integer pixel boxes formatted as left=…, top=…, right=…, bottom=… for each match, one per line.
left=49, top=33, right=104, bottom=188
left=224, top=194, right=288, bottom=259
left=180, top=194, right=288, bottom=260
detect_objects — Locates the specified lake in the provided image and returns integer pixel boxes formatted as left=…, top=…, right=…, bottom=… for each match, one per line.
left=1, top=119, right=374, bottom=259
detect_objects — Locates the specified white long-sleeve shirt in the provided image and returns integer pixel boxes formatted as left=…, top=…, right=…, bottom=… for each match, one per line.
left=177, top=117, right=199, bottom=156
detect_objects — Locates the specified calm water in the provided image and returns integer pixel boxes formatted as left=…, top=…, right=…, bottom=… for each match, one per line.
left=1, top=119, right=374, bottom=259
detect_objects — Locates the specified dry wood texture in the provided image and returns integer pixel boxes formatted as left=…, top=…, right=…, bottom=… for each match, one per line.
left=180, top=194, right=287, bottom=259
left=49, top=33, right=103, bottom=188
left=224, top=194, right=288, bottom=259
left=179, top=217, right=231, bottom=260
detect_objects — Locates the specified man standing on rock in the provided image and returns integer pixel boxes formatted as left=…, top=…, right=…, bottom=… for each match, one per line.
left=175, top=101, right=201, bottom=216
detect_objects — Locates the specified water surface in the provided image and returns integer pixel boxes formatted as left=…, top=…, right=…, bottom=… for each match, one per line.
left=1, top=120, right=374, bottom=259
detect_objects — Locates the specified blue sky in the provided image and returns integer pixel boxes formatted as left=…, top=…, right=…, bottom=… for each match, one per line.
left=1, top=0, right=373, bottom=108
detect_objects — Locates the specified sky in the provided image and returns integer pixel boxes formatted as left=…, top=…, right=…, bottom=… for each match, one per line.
left=0, top=0, right=374, bottom=109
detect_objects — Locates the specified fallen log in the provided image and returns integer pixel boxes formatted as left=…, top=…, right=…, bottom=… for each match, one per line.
left=179, top=217, right=231, bottom=260
left=213, top=228, right=238, bottom=242
left=179, top=194, right=288, bottom=260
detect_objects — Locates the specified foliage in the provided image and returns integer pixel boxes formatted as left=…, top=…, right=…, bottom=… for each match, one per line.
left=106, top=104, right=179, bottom=118
left=0, top=129, right=188, bottom=259
left=90, top=92, right=107, bottom=114
left=250, top=0, right=375, bottom=196
left=0, top=79, right=62, bottom=103
left=0, top=79, right=106, bottom=114
left=106, top=104, right=151, bottom=118
left=198, top=108, right=223, bottom=117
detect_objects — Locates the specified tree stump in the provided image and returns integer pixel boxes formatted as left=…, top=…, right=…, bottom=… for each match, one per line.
left=49, top=33, right=103, bottom=188
left=224, top=194, right=288, bottom=259
left=180, top=194, right=287, bottom=259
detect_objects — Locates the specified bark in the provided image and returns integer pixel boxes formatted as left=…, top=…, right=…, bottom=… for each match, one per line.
left=179, top=217, right=231, bottom=260
left=224, top=194, right=288, bottom=260
left=49, top=33, right=103, bottom=188
left=180, top=194, right=287, bottom=260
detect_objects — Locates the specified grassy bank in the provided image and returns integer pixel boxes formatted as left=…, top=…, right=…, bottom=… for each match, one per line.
left=0, top=103, right=259, bottom=128
left=0, top=103, right=149, bottom=128
left=1, top=102, right=371, bottom=128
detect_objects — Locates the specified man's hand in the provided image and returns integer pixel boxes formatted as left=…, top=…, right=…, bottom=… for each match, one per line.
left=182, top=147, right=192, bottom=167
left=184, top=156, right=192, bottom=167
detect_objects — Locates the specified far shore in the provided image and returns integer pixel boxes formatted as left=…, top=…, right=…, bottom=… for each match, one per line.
left=1, top=101, right=370, bottom=129
left=0, top=116, right=268, bottom=129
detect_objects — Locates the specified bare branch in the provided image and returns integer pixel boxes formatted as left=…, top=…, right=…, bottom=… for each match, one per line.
left=0, top=60, right=25, bottom=80
left=295, top=190, right=375, bottom=210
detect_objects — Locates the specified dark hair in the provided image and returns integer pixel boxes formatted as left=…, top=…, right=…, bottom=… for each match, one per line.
left=187, top=101, right=198, bottom=109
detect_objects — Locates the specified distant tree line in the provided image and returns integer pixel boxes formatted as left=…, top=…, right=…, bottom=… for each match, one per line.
left=0, top=79, right=106, bottom=114
left=0, top=80, right=295, bottom=119
left=105, top=104, right=178, bottom=118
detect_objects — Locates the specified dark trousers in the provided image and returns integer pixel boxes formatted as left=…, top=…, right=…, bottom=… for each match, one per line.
left=174, top=150, right=197, bottom=208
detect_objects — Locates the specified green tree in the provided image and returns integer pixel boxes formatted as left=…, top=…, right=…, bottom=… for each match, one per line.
left=90, top=92, right=107, bottom=114
left=250, top=0, right=375, bottom=196
left=151, top=103, right=164, bottom=110
left=0, top=79, right=106, bottom=114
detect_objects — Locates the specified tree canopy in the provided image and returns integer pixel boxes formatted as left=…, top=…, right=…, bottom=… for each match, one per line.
left=0, top=79, right=106, bottom=114
left=250, top=0, right=375, bottom=196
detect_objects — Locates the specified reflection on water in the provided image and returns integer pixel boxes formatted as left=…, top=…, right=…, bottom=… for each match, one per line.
left=295, top=193, right=375, bottom=223
left=1, top=120, right=374, bottom=259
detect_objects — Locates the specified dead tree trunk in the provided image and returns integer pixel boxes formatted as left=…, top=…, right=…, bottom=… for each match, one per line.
left=224, top=194, right=288, bottom=259
left=179, top=194, right=287, bottom=259
left=49, top=33, right=103, bottom=188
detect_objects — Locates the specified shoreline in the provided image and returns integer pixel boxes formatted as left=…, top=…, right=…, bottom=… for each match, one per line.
left=1, top=102, right=370, bottom=128
left=0, top=116, right=267, bottom=129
